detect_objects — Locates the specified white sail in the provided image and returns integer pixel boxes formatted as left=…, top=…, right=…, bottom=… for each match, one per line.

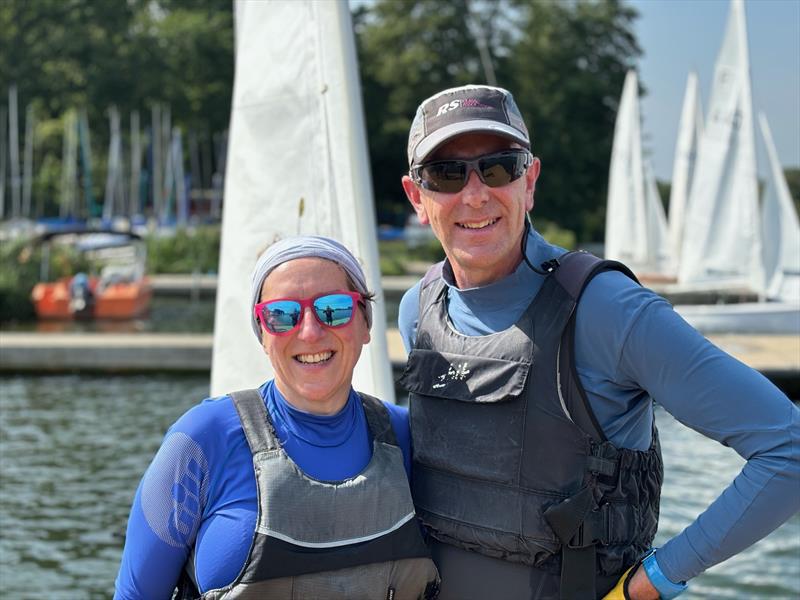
left=668, top=71, right=703, bottom=268
left=759, top=112, right=800, bottom=302
left=678, top=0, right=764, bottom=294
left=605, top=70, right=669, bottom=274
left=211, top=0, right=394, bottom=401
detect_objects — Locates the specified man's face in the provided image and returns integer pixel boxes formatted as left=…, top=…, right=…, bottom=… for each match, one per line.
left=402, top=133, right=541, bottom=288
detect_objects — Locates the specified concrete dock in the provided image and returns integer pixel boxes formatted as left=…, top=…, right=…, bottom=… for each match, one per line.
left=1, top=329, right=798, bottom=396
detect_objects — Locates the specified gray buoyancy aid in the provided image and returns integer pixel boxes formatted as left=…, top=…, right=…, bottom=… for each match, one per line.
left=190, top=389, right=440, bottom=600
left=399, top=251, right=663, bottom=600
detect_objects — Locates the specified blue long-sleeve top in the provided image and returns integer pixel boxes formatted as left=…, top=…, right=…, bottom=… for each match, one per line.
left=114, top=380, right=412, bottom=600
left=398, top=226, right=800, bottom=585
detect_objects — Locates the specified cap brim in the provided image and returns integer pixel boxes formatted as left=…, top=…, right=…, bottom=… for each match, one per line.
left=412, top=121, right=530, bottom=165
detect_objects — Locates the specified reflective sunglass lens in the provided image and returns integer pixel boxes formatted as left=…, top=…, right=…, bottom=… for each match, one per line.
left=416, top=151, right=529, bottom=193
left=419, top=163, right=466, bottom=193
left=478, top=155, right=517, bottom=187
left=312, top=294, right=355, bottom=327
left=262, top=300, right=302, bottom=333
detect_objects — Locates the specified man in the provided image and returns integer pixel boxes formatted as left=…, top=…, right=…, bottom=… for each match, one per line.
left=398, top=85, right=799, bottom=599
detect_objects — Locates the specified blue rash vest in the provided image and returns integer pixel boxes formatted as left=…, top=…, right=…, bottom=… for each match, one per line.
left=114, top=380, right=412, bottom=600
left=398, top=226, right=800, bottom=586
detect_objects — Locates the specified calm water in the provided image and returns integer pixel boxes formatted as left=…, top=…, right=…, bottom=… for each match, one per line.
left=0, top=374, right=798, bottom=599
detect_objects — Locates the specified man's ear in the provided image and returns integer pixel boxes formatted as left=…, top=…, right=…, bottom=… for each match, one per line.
left=402, top=175, right=430, bottom=225
left=525, top=157, right=541, bottom=212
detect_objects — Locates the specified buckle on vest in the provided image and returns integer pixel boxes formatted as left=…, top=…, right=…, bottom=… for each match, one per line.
left=568, top=503, right=611, bottom=549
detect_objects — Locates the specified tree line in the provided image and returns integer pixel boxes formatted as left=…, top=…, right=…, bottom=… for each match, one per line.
left=5, top=0, right=794, bottom=242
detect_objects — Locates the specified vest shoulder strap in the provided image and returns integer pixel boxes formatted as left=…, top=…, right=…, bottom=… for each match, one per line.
left=358, top=392, right=398, bottom=446
left=552, top=250, right=638, bottom=299
left=231, top=388, right=279, bottom=455
left=421, top=261, right=444, bottom=289
left=553, top=251, right=638, bottom=444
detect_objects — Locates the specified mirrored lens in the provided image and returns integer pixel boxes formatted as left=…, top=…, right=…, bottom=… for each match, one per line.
left=478, top=154, right=519, bottom=187
left=261, top=300, right=302, bottom=333
left=419, top=162, right=468, bottom=193
left=416, top=150, right=529, bottom=193
left=312, top=293, right=355, bottom=327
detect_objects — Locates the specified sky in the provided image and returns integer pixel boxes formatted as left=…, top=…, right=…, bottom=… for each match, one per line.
left=630, top=0, right=800, bottom=180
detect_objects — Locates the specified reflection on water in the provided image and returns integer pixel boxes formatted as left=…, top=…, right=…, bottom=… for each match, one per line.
left=0, top=374, right=206, bottom=599
left=0, top=375, right=797, bottom=598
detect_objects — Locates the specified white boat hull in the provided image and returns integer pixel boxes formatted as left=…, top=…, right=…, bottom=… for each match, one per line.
left=675, top=302, right=800, bottom=334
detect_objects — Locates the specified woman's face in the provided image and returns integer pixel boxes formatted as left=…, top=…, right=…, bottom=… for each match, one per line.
left=259, top=258, right=370, bottom=415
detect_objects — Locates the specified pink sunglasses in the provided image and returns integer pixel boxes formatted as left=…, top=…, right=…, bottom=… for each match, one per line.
left=254, top=291, right=363, bottom=336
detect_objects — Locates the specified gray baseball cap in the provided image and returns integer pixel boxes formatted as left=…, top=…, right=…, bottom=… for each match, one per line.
left=407, top=85, right=530, bottom=166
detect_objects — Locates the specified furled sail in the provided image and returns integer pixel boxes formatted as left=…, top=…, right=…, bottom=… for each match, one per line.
left=668, top=71, right=703, bottom=268
left=678, top=0, right=764, bottom=294
left=605, top=70, right=670, bottom=275
left=211, top=1, right=394, bottom=400
left=759, top=112, right=800, bottom=302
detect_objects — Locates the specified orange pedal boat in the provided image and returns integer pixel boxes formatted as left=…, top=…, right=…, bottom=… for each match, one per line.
left=31, top=229, right=153, bottom=321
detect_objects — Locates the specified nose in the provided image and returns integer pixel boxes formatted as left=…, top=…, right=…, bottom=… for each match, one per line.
left=460, top=170, right=489, bottom=208
left=296, top=307, right=325, bottom=341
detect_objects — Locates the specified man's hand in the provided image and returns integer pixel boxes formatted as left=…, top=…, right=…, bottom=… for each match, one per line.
left=602, top=564, right=660, bottom=600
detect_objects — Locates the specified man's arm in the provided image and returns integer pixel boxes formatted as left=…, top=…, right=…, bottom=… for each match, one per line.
left=578, top=271, right=799, bottom=587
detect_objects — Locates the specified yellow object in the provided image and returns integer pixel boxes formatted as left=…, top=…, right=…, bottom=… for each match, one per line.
left=602, top=565, right=635, bottom=600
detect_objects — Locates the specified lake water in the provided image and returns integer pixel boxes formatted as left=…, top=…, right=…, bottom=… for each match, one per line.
left=0, top=375, right=798, bottom=599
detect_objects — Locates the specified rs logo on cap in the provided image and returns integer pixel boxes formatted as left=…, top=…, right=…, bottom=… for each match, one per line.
left=436, top=100, right=462, bottom=116
left=436, top=98, right=491, bottom=116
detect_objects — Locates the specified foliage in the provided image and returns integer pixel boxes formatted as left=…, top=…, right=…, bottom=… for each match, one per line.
left=0, top=236, right=90, bottom=322
left=354, top=0, right=485, bottom=225
left=378, top=238, right=446, bottom=276
left=355, top=0, right=641, bottom=241
left=145, top=226, right=221, bottom=274
left=5, top=0, right=640, bottom=242
left=535, top=219, right=577, bottom=251
left=0, top=0, right=233, bottom=217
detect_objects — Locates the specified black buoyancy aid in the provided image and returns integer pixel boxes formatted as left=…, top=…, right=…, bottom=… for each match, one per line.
left=180, top=389, right=440, bottom=600
left=399, top=251, right=663, bottom=600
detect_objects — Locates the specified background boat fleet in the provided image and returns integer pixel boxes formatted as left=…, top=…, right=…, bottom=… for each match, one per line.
left=0, top=89, right=228, bottom=238
left=605, top=0, right=800, bottom=333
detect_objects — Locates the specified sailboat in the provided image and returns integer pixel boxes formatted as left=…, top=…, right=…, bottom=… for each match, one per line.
left=210, top=0, right=394, bottom=400
left=669, top=0, right=799, bottom=333
left=605, top=70, right=671, bottom=279
left=677, top=0, right=764, bottom=295
left=759, top=112, right=800, bottom=304
left=668, top=71, right=703, bottom=268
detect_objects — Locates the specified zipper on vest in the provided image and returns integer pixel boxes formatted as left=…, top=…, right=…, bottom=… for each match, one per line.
left=386, top=587, right=395, bottom=600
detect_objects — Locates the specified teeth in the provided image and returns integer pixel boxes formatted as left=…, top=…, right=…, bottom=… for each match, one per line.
left=296, top=351, right=333, bottom=364
left=458, top=218, right=497, bottom=229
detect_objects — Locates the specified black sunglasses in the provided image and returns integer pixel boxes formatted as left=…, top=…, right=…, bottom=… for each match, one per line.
left=411, top=149, right=533, bottom=194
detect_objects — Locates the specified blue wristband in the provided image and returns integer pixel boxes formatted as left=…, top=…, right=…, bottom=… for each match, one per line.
left=642, top=550, right=688, bottom=599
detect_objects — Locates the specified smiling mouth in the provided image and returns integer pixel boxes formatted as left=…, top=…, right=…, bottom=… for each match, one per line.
left=295, top=351, right=334, bottom=364
left=457, top=218, right=498, bottom=230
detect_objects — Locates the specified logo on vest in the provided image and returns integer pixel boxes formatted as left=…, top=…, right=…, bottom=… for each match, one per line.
left=432, top=361, right=471, bottom=389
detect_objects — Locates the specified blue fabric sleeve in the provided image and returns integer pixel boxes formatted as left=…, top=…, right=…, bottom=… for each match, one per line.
left=116, top=387, right=413, bottom=599
left=115, top=396, right=256, bottom=599
left=575, top=270, right=800, bottom=582
left=398, top=281, right=422, bottom=354
left=383, top=400, right=412, bottom=478
left=399, top=252, right=800, bottom=585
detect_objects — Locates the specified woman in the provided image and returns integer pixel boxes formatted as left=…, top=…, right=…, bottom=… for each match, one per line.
left=114, top=236, right=439, bottom=599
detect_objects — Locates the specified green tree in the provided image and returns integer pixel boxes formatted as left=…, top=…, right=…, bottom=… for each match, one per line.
left=0, top=0, right=233, bottom=217
left=354, top=0, right=641, bottom=241
left=506, top=0, right=641, bottom=241
left=355, top=0, right=491, bottom=225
